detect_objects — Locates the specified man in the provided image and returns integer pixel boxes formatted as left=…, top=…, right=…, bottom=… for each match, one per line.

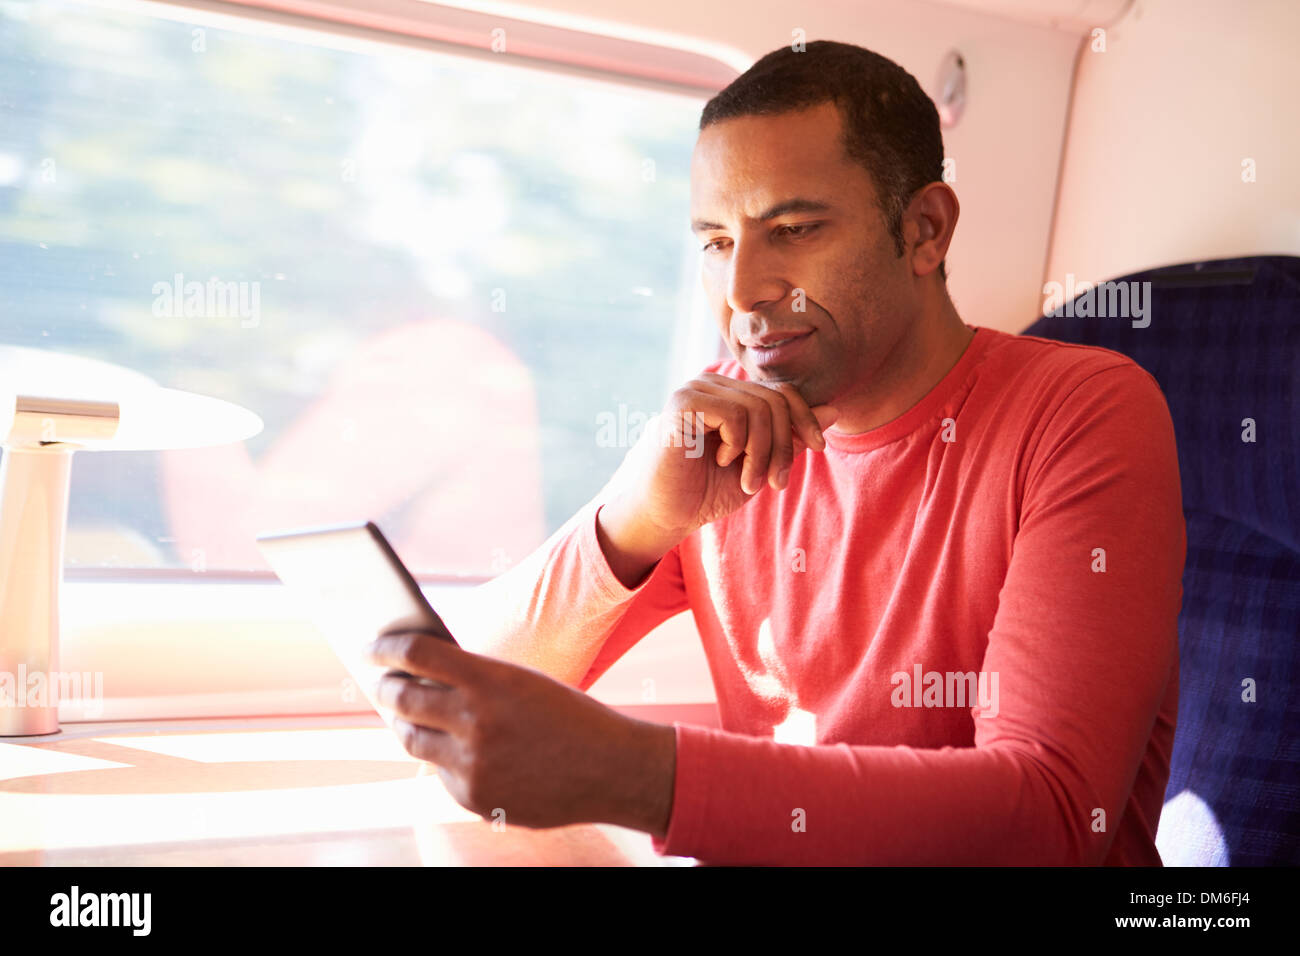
left=364, top=41, right=1186, bottom=865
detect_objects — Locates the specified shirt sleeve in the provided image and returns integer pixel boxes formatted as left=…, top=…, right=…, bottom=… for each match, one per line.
left=652, top=363, right=1186, bottom=865
left=445, top=496, right=690, bottom=689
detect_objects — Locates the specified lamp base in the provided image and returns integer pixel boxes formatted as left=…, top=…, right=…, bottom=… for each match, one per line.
left=0, top=445, right=73, bottom=736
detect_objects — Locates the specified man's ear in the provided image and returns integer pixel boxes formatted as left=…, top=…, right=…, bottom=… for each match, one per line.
left=904, top=182, right=959, bottom=278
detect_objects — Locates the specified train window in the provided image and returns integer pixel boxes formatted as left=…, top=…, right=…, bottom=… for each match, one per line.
left=0, top=0, right=718, bottom=579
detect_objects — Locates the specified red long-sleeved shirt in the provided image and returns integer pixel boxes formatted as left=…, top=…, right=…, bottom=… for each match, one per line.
left=457, top=324, right=1185, bottom=865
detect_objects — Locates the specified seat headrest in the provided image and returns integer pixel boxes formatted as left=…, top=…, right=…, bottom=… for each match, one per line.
left=1023, top=255, right=1300, bottom=553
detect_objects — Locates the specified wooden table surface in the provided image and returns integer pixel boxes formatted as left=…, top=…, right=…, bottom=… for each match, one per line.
left=0, top=714, right=694, bottom=866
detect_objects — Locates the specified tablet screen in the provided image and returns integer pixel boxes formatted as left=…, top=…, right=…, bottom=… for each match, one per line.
left=256, top=522, right=457, bottom=726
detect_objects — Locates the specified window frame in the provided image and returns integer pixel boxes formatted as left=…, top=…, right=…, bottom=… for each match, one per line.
left=136, top=0, right=742, bottom=97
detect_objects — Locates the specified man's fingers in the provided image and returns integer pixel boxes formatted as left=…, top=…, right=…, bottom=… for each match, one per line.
left=696, top=375, right=831, bottom=489
left=752, top=380, right=830, bottom=454
left=374, top=671, right=468, bottom=735
left=392, top=717, right=458, bottom=767
left=759, top=385, right=807, bottom=487
left=693, top=377, right=780, bottom=493
left=365, top=629, right=473, bottom=688
left=674, top=395, right=747, bottom=469
left=738, top=396, right=772, bottom=495
left=789, top=404, right=840, bottom=453
left=741, top=384, right=793, bottom=491
left=674, top=376, right=839, bottom=493
left=688, top=377, right=760, bottom=472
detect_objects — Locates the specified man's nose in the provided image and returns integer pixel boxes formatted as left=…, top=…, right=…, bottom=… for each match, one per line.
left=726, top=237, right=790, bottom=317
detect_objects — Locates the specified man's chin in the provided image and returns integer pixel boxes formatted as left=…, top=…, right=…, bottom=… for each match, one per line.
left=748, top=365, right=799, bottom=388
left=748, top=367, right=830, bottom=406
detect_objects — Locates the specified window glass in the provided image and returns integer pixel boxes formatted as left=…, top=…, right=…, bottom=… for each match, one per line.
left=0, top=0, right=706, bottom=577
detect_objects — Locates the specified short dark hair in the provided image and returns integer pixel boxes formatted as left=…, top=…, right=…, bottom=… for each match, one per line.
left=700, top=40, right=947, bottom=280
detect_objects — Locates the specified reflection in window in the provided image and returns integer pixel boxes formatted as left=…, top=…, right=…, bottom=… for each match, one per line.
left=0, top=0, right=706, bottom=576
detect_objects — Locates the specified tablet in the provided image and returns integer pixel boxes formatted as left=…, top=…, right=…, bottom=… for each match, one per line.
left=256, top=522, right=458, bottom=727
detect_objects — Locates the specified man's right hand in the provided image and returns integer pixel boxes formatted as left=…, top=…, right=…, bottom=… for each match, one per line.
left=596, top=372, right=838, bottom=589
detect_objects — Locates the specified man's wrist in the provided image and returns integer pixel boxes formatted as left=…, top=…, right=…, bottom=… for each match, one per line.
left=600, top=716, right=676, bottom=839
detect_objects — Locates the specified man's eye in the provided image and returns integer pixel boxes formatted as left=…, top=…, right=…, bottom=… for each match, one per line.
left=700, top=224, right=819, bottom=252
left=778, top=223, right=821, bottom=238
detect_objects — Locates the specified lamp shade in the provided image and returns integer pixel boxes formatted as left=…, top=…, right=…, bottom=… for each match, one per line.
left=0, top=345, right=262, bottom=449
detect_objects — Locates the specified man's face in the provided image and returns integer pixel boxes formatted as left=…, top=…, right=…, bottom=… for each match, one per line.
left=690, top=101, right=919, bottom=408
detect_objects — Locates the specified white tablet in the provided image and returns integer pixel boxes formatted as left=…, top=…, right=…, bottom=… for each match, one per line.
left=256, top=522, right=458, bottom=727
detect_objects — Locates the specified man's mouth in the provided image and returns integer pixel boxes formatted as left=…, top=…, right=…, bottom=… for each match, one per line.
left=745, top=330, right=815, bottom=367
left=743, top=330, right=814, bottom=350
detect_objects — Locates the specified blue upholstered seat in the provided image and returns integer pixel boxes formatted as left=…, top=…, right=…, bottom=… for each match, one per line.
left=1021, top=255, right=1299, bottom=866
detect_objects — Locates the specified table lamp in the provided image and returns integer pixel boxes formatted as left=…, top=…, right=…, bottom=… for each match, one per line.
left=0, top=345, right=263, bottom=736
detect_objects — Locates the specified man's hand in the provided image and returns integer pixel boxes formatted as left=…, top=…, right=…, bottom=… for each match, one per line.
left=598, top=373, right=838, bottom=587
left=363, top=629, right=676, bottom=837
